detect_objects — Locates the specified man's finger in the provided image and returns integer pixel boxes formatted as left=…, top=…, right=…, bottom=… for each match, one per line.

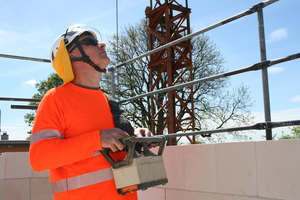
left=116, top=128, right=130, bottom=137
left=144, top=129, right=153, bottom=137
left=109, top=144, right=118, bottom=152
left=114, top=139, right=125, bottom=151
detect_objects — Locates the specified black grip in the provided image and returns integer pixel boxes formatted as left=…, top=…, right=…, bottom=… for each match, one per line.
left=100, top=137, right=136, bottom=169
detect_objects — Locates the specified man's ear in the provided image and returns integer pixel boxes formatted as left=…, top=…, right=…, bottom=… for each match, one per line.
left=69, top=53, right=74, bottom=58
left=69, top=52, right=77, bottom=59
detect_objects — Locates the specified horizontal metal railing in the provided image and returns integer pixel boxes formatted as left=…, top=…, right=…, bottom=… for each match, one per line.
left=0, top=53, right=50, bottom=63
left=3, top=52, right=299, bottom=107
left=117, top=53, right=300, bottom=104
left=1, top=119, right=299, bottom=151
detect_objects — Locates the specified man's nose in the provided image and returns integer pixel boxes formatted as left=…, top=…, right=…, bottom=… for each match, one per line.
left=98, top=43, right=106, bottom=49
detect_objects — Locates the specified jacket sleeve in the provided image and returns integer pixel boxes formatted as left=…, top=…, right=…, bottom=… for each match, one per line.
left=30, top=130, right=102, bottom=172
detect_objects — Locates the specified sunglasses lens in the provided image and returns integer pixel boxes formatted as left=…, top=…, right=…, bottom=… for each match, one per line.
left=80, top=37, right=98, bottom=46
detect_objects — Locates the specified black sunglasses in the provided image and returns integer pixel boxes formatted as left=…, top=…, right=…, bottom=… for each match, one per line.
left=68, top=37, right=99, bottom=53
left=79, top=37, right=99, bottom=46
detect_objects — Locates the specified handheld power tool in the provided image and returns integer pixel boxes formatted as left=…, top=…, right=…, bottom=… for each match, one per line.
left=101, top=136, right=168, bottom=195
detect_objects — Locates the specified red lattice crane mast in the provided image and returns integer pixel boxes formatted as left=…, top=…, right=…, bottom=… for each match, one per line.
left=145, top=0, right=195, bottom=145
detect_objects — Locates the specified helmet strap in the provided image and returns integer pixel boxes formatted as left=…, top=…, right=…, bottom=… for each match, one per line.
left=70, top=40, right=106, bottom=73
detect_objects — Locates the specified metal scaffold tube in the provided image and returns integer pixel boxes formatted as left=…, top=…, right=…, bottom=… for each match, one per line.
left=118, top=53, right=300, bottom=104
left=0, top=53, right=50, bottom=63
left=257, top=7, right=272, bottom=140
left=1, top=119, right=299, bottom=148
left=1, top=52, right=299, bottom=107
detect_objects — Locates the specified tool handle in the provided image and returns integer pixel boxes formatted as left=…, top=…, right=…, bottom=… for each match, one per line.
left=100, top=136, right=166, bottom=169
left=100, top=137, right=135, bottom=169
left=135, top=136, right=166, bottom=156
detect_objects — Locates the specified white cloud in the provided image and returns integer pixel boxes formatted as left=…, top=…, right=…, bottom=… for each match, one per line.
left=267, top=28, right=288, bottom=43
left=0, top=29, right=25, bottom=43
left=0, top=26, right=53, bottom=54
left=290, top=95, right=300, bottom=102
left=272, top=108, right=300, bottom=121
left=24, top=79, right=37, bottom=86
left=253, top=108, right=300, bottom=124
left=268, top=67, right=284, bottom=74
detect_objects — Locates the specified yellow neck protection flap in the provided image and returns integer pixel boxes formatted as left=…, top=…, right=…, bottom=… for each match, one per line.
left=52, top=40, right=74, bottom=84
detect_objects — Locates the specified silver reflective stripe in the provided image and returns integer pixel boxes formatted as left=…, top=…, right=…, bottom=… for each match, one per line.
left=51, top=167, right=114, bottom=194
left=30, top=130, right=63, bottom=146
left=91, top=150, right=102, bottom=157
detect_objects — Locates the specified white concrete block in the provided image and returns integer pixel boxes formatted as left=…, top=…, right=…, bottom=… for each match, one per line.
left=30, top=178, right=53, bottom=200
left=184, top=144, right=217, bottom=193
left=5, top=152, right=31, bottom=179
left=165, top=189, right=221, bottom=200
left=166, top=189, right=274, bottom=200
left=0, top=153, right=5, bottom=180
left=138, top=187, right=165, bottom=200
left=256, top=139, right=300, bottom=200
left=215, top=142, right=258, bottom=196
left=0, top=179, right=30, bottom=200
left=32, top=170, right=49, bottom=178
left=160, top=146, right=185, bottom=190
left=30, top=193, right=53, bottom=200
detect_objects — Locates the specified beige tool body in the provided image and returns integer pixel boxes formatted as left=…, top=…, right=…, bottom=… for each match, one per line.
left=101, top=136, right=168, bottom=195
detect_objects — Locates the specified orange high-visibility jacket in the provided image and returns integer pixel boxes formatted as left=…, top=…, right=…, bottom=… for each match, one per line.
left=29, top=83, right=137, bottom=200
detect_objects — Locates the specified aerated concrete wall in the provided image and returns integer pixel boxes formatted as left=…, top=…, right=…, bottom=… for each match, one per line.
left=1, top=139, right=300, bottom=200
left=139, top=139, right=300, bottom=200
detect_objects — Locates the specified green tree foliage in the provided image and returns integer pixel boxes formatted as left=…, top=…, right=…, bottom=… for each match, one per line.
left=276, top=126, right=300, bottom=140
left=102, top=19, right=254, bottom=143
left=102, top=20, right=152, bottom=129
left=24, top=73, right=63, bottom=130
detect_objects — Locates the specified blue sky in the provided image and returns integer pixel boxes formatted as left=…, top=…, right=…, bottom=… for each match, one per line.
left=0, top=0, right=299, bottom=140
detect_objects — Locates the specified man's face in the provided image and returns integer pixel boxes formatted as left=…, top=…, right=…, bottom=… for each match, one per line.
left=69, top=34, right=110, bottom=69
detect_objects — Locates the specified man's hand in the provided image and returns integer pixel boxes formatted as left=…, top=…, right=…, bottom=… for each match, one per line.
left=133, top=128, right=157, bottom=148
left=100, top=128, right=129, bottom=152
left=133, top=128, right=153, bottom=138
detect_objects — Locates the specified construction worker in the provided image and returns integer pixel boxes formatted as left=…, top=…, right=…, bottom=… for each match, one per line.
left=29, top=24, right=153, bottom=200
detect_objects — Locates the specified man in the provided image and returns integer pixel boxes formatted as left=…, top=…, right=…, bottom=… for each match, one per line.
left=29, top=24, right=152, bottom=200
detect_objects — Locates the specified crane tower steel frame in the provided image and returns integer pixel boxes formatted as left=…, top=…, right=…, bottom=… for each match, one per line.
left=145, top=0, right=195, bottom=145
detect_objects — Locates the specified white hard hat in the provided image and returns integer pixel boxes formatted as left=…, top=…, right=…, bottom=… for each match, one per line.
left=50, top=24, right=101, bottom=62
